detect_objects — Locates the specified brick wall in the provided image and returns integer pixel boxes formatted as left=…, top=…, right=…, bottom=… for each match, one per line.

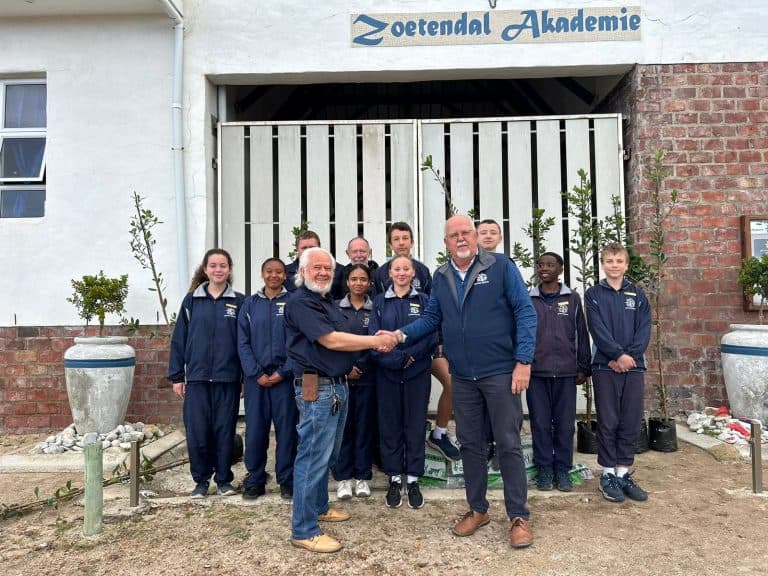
left=0, top=325, right=181, bottom=433
left=602, top=62, right=768, bottom=415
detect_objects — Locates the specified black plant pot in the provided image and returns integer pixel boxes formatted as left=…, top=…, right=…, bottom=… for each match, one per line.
left=231, top=433, right=244, bottom=464
left=576, top=419, right=599, bottom=454
left=635, top=418, right=649, bottom=454
left=648, top=417, right=678, bottom=452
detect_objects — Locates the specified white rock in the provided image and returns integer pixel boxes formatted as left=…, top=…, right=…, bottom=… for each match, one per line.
left=105, top=432, right=117, bottom=442
left=62, top=437, right=75, bottom=447
left=45, top=435, right=56, bottom=444
left=70, top=446, right=83, bottom=453
left=44, top=445, right=65, bottom=454
left=119, top=442, right=132, bottom=450
left=102, top=440, right=111, bottom=449
left=157, top=429, right=164, bottom=438
left=124, top=424, right=134, bottom=433
left=116, top=425, right=125, bottom=435
left=134, top=422, right=145, bottom=431
left=111, top=439, right=121, bottom=448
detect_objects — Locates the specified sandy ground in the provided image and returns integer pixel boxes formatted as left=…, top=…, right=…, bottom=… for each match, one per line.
left=1, top=430, right=767, bottom=576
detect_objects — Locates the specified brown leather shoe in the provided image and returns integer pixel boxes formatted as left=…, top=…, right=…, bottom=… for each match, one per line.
left=452, top=510, right=490, bottom=537
left=510, top=516, right=533, bottom=548
left=318, top=508, right=351, bottom=522
left=291, top=533, right=342, bottom=553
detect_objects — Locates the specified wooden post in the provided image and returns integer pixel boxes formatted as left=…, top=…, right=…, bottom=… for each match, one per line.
left=129, top=441, right=140, bottom=507
left=83, top=435, right=103, bottom=537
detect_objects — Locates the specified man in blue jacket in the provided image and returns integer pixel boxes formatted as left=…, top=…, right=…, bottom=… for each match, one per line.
left=393, top=214, right=537, bottom=549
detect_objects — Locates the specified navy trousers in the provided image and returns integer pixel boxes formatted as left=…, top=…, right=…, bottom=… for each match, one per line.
left=453, top=372, right=529, bottom=520
left=527, top=375, right=577, bottom=474
left=183, top=380, right=240, bottom=486
left=376, top=371, right=431, bottom=478
left=592, top=369, right=645, bottom=468
left=332, top=383, right=376, bottom=481
left=243, top=378, right=298, bottom=489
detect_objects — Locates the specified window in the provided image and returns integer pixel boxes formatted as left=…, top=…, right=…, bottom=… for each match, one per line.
left=0, top=80, right=46, bottom=217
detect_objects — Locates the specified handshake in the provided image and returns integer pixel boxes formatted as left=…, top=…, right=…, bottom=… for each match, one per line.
left=371, top=329, right=404, bottom=353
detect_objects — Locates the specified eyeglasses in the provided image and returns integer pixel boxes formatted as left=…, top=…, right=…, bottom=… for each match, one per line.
left=446, top=230, right=474, bottom=242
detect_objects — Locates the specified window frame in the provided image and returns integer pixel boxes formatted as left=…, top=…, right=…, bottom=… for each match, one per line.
left=0, top=79, right=47, bottom=216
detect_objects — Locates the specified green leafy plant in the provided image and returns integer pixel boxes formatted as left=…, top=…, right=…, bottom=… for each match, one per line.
left=644, top=150, right=679, bottom=421
left=511, top=207, right=555, bottom=287
left=564, top=169, right=602, bottom=422
left=128, top=191, right=175, bottom=332
left=600, top=193, right=650, bottom=286
left=738, top=254, right=768, bottom=324
left=287, top=220, right=311, bottom=260
left=67, top=271, right=129, bottom=337
left=421, top=155, right=459, bottom=216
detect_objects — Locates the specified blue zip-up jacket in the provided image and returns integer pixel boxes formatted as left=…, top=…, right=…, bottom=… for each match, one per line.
left=585, top=278, right=651, bottom=370
left=529, top=283, right=591, bottom=378
left=401, top=250, right=537, bottom=380
left=168, top=283, right=245, bottom=383
left=370, top=286, right=438, bottom=380
left=374, top=258, right=432, bottom=295
left=237, top=287, right=293, bottom=383
left=336, top=294, right=376, bottom=385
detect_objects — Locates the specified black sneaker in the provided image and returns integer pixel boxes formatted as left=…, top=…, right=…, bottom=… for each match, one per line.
left=280, top=484, right=293, bottom=500
left=406, top=482, right=424, bottom=509
left=189, top=483, right=209, bottom=499
left=242, top=484, right=266, bottom=500
left=555, top=470, right=573, bottom=492
left=426, top=433, right=462, bottom=462
left=536, top=468, right=554, bottom=491
left=217, top=483, right=238, bottom=496
left=385, top=479, right=402, bottom=508
left=599, top=473, right=625, bottom=502
left=618, top=472, right=648, bottom=501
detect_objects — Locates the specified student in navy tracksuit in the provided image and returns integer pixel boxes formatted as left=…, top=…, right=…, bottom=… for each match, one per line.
left=168, top=249, right=245, bottom=499
left=528, top=252, right=591, bottom=493
left=585, top=242, right=651, bottom=504
left=370, top=255, right=438, bottom=510
left=238, top=258, right=297, bottom=501
left=332, top=264, right=376, bottom=500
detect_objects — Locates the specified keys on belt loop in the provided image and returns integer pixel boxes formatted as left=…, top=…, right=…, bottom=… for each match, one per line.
left=331, top=394, right=340, bottom=415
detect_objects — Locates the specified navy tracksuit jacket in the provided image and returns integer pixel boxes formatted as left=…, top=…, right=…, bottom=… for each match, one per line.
left=237, top=287, right=297, bottom=489
left=370, top=287, right=438, bottom=477
left=167, top=283, right=244, bottom=487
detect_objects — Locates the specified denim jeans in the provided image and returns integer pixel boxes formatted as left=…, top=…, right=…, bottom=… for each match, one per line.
left=291, top=377, right=348, bottom=540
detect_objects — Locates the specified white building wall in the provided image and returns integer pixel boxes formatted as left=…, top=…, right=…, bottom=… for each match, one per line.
left=0, top=15, right=176, bottom=326
left=4, top=1, right=768, bottom=326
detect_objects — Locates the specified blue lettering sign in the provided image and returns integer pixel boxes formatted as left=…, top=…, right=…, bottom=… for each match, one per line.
left=502, top=10, right=539, bottom=41
left=352, top=14, right=388, bottom=46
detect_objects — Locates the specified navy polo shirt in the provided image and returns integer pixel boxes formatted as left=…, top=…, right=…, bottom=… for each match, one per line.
left=285, top=285, right=356, bottom=378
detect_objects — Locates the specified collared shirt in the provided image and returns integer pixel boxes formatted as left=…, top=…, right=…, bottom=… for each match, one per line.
left=284, top=285, right=356, bottom=377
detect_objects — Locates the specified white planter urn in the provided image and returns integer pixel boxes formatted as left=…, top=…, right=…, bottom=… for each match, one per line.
left=721, top=324, right=768, bottom=425
left=64, top=336, right=136, bottom=434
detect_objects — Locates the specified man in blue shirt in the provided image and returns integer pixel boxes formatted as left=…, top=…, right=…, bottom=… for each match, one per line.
left=392, top=215, right=537, bottom=549
left=285, top=247, right=397, bottom=554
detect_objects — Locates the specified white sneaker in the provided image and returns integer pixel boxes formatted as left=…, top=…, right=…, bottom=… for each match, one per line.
left=336, top=479, right=353, bottom=500
left=354, top=479, right=371, bottom=498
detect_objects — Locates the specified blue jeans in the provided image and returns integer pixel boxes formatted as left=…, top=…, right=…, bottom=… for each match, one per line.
left=291, top=377, right=348, bottom=540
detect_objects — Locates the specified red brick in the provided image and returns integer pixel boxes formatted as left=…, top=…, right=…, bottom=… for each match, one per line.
left=699, top=86, right=722, bottom=98
left=723, top=112, right=748, bottom=123
left=700, top=113, right=724, bottom=124
left=712, top=125, right=736, bottom=137
left=712, top=99, right=736, bottom=111
left=689, top=100, right=711, bottom=112
left=739, top=150, right=763, bottom=163
left=738, top=99, right=760, bottom=111
left=748, top=112, right=768, bottom=123
left=702, top=139, right=723, bottom=151
left=725, top=139, right=749, bottom=150
left=674, top=113, right=698, bottom=124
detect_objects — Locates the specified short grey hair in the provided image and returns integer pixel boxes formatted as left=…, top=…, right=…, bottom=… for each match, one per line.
left=295, top=247, right=336, bottom=288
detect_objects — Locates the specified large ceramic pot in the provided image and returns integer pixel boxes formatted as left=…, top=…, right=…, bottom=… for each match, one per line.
left=64, top=336, right=136, bottom=434
left=721, top=324, right=768, bottom=425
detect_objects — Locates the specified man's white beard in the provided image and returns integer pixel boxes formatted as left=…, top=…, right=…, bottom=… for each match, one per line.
left=305, top=277, right=331, bottom=296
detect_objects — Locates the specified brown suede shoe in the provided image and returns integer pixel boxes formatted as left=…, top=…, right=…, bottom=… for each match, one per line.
left=291, top=533, right=342, bottom=553
left=318, top=508, right=351, bottom=522
left=510, top=516, right=533, bottom=548
left=452, top=510, right=490, bottom=537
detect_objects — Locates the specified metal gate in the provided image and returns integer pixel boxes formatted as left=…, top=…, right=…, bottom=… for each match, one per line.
left=218, top=115, right=623, bottom=295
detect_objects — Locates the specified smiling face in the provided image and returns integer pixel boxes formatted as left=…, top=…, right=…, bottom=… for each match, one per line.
left=346, top=267, right=370, bottom=298
left=601, top=249, right=629, bottom=283
left=537, top=254, right=563, bottom=286
left=261, top=260, right=286, bottom=292
left=346, top=238, right=371, bottom=265
left=205, top=253, right=231, bottom=287
left=301, top=249, right=334, bottom=296
left=444, top=215, right=478, bottom=265
left=477, top=222, right=502, bottom=251
left=389, top=256, right=415, bottom=290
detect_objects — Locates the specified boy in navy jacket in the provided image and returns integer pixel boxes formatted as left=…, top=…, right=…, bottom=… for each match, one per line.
left=585, top=243, right=651, bottom=503
left=529, top=252, right=591, bottom=492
